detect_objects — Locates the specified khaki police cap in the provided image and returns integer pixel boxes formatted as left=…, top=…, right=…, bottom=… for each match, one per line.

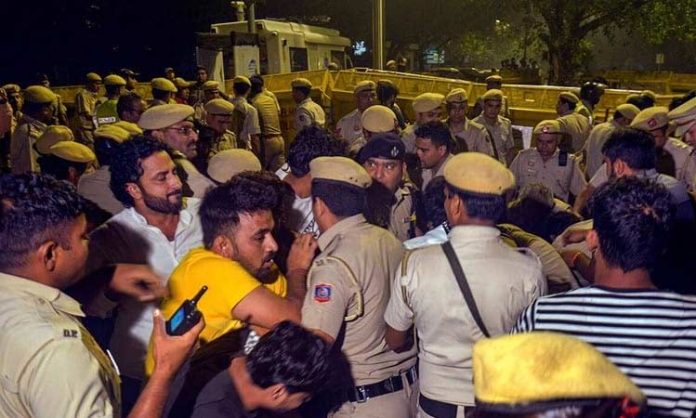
left=631, top=106, right=669, bottom=131
left=49, top=141, right=96, bottom=164
left=485, top=74, right=503, bottom=83
left=2, top=84, right=20, bottom=94
left=444, top=152, right=514, bottom=195
left=412, top=93, right=444, bottom=113
left=559, top=91, right=580, bottom=104
left=481, top=89, right=503, bottom=102
left=138, top=104, right=194, bottom=130
left=103, top=74, right=127, bottom=87
left=35, top=125, right=75, bottom=155
left=86, top=72, right=102, bottom=82
left=207, top=149, right=262, bottom=183
left=173, top=77, right=192, bottom=89
left=668, top=97, right=696, bottom=137
left=641, top=90, right=657, bottom=101
left=203, top=80, right=220, bottom=91
left=23, top=85, right=56, bottom=104
left=204, top=98, right=235, bottom=116
left=446, top=88, right=468, bottom=104
left=94, top=124, right=131, bottom=144
left=113, top=120, right=143, bottom=135
left=534, top=119, right=563, bottom=135
left=151, top=77, right=177, bottom=93
left=361, top=105, right=397, bottom=133
left=353, top=80, right=376, bottom=95
left=473, top=332, right=645, bottom=406
left=616, top=103, right=641, bottom=121
left=310, top=156, right=372, bottom=189
left=291, top=78, right=312, bottom=89
left=232, top=75, right=251, bottom=86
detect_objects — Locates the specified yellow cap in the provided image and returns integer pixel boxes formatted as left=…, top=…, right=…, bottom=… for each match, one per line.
left=412, top=93, right=444, bottom=113
left=112, top=120, right=143, bottom=135
left=559, top=91, right=580, bottom=104
left=49, top=141, right=96, bottom=163
left=94, top=125, right=131, bottom=144
left=151, top=77, right=177, bottom=93
left=641, top=90, right=657, bottom=101
left=103, top=74, right=127, bottom=87
left=616, top=103, right=641, bottom=121
left=202, top=80, right=220, bottom=91
left=2, top=84, right=20, bottom=94
left=138, top=104, right=194, bottom=130
left=204, top=98, right=234, bottom=115
left=23, top=85, right=56, bottom=104
left=443, top=152, right=514, bottom=195
left=446, top=88, right=468, bottom=104
left=668, top=97, right=696, bottom=137
left=361, top=105, right=397, bottom=133
left=310, top=156, right=372, bottom=189
left=473, top=332, right=645, bottom=406
left=631, top=106, right=669, bottom=131
left=86, top=72, right=102, bottom=82
left=485, top=74, right=503, bottom=83
left=232, top=75, right=251, bottom=86
left=481, top=89, right=503, bottom=102
left=291, top=78, right=312, bottom=89
left=207, top=149, right=262, bottom=183
left=35, top=125, right=75, bottom=155
left=533, top=119, right=563, bottom=135
left=353, top=80, right=376, bottom=94
left=173, top=77, right=192, bottom=89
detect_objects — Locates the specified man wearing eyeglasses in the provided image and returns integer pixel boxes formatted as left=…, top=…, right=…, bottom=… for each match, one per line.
left=359, top=133, right=423, bottom=242
left=139, top=103, right=214, bottom=198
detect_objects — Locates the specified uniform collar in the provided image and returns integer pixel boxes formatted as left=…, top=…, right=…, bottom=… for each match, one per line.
left=318, top=214, right=367, bottom=251
left=20, top=114, right=48, bottom=130
left=448, top=224, right=501, bottom=242
left=300, top=98, right=312, bottom=105
left=0, top=271, right=84, bottom=317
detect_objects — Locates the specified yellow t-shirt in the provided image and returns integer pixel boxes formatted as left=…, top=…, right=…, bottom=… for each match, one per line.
left=145, top=247, right=287, bottom=375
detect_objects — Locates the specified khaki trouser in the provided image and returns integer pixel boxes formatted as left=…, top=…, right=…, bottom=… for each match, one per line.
left=331, top=376, right=418, bottom=418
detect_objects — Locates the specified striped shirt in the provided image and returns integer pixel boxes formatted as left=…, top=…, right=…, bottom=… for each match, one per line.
left=512, top=286, right=696, bottom=418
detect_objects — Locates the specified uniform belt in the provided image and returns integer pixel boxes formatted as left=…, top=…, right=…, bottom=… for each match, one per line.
left=419, top=394, right=474, bottom=418
left=347, top=366, right=417, bottom=403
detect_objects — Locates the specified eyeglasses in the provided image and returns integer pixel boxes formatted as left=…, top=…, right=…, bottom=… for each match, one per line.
left=165, top=126, right=198, bottom=135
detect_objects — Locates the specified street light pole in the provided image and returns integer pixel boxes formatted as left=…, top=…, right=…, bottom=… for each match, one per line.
left=373, top=0, right=384, bottom=69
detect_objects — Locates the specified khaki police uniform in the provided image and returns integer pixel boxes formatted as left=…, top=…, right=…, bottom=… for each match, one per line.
left=557, top=112, right=591, bottom=153
left=510, top=148, right=587, bottom=202
left=583, top=120, right=619, bottom=177
left=10, top=114, right=47, bottom=174
left=448, top=118, right=494, bottom=156
left=472, top=114, right=514, bottom=165
left=337, top=109, right=365, bottom=149
left=294, top=97, right=326, bottom=131
left=385, top=153, right=545, bottom=417
left=0, top=272, right=121, bottom=417
left=422, top=154, right=452, bottom=191
left=74, top=88, right=100, bottom=145
left=664, top=137, right=696, bottom=190
left=390, top=184, right=419, bottom=242
left=400, top=123, right=419, bottom=154
left=252, top=92, right=285, bottom=171
left=302, top=157, right=417, bottom=418
left=230, top=96, right=261, bottom=151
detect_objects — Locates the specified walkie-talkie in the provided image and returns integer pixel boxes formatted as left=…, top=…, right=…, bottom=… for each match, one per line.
left=166, top=285, right=208, bottom=336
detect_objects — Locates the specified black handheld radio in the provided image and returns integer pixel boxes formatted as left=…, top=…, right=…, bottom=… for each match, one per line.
left=166, top=285, right=208, bottom=336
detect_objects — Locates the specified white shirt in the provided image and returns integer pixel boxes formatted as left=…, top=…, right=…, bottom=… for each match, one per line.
left=86, top=198, right=204, bottom=379
left=275, top=164, right=319, bottom=236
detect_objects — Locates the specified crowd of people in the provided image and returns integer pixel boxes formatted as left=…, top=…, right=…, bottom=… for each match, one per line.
left=1, top=65, right=696, bottom=418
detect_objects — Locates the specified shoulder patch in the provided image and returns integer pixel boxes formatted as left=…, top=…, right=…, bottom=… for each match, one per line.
left=313, top=284, right=332, bottom=303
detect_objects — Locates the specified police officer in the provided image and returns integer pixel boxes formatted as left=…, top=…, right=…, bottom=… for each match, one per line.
left=95, top=75, right=127, bottom=126
left=292, top=78, right=326, bottom=131
left=583, top=103, right=640, bottom=177
left=401, top=93, right=444, bottom=153
left=385, top=152, right=545, bottom=418
left=207, top=148, right=262, bottom=184
left=358, top=133, right=422, bottom=242
left=250, top=75, right=285, bottom=171
left=472, top=89, right=515, bottom=165
left=73, top=72, right=102, bottom=146
left=193, top=80, right=223, bottom=122
left=34, top=125, right=75, bottom=160
left=150, top=77, right=177, bottom=106
left=230, top=76, right=262, bottom=153
left=555, top=91, right=591, bottom=153
left=349, top=105, right=399, bottom=156
left=302, top=156, right=418, bottom=418
left=193, top=98, right=237, bottom=173
left=11, top=86, right=55, bottom=174
left=119, top=68, right=139, bottom=93
left=669, top=96, right=696, bottom=147
left=336, top=80, right=376, bottom=149
left=188, top=65, right=209, bottom=106
left=509, top=120, right=587, bottom=203
left=38, top=141, right=96, bottom=186
left=173, top=77, right=193, bottom=104
left=444, top=88, right=493, bottom=155
left=470, top=74, right=510, bottom=119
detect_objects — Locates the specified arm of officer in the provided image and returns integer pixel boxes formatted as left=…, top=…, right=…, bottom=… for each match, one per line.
left=295, top=109, right=313, bottom=131
left=384, top=260, right=415, bottom=351
left=569, top=158, right=588, bottom=199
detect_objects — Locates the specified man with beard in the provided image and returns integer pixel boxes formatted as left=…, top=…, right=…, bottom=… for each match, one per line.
left=416, top=121, right=454, bottom=190
left=86, top=136, right=205, bottom=414
left=139, top=103, right=215, bottom=198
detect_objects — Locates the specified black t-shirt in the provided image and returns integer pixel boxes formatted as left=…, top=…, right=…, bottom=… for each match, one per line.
left=191, top=370, right=258, bottom=418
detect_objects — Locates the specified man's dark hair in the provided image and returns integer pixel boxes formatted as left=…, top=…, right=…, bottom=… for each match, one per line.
left=117, top=92, right=143, bottom=119
left=200, top=171, right=284, bottom=248
left=152, top=88, right=169, bottom=101
left=105, top=84, right=121, bottom=97
left=250, top=75, right=264, bottom=97
left=446, top=184, right=506, bottom=222
left=288, top=126, right=341, bottom=177
left=22, top=101, right=51, bottom=117
left=559, top=97, right=577, bottom=111
left=37, top=155, right=89, bottom=181
left=109, top=136, right=174, bottom=207
left=0, top=174, right=85, bottom=269
left=247, top=321, right=329, bottom=394
left=233, top=82, right=251, bottom=96
left=293, top=86, right=311, bottom=98
left=627, top=95, right=651, bottom=110
left=415, top=121, right=453, bottom=150
left=93, top=137, right=120, bottom=166
left=424, top=176, right=447, bottom=227
left=613, top=109, right=627, bottom=121
left=589, top=177, right=673, bottom=274
left=312, top=181, right=365, bottom=218
left=602, top=128, right=656, bottom=170
left=377, top=80, right=399, bottom=103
